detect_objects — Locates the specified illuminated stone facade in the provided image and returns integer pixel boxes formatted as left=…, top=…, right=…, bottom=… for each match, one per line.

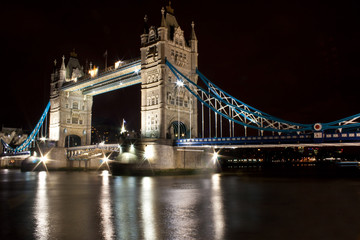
left=140, top=6, right=198, bottom=139
left=49, top=54, right=93, bottom=147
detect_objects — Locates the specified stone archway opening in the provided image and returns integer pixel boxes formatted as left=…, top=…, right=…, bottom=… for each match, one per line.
left=65, top=135, right=81, bottom=147
left=170, top=121, right=187, bottom=139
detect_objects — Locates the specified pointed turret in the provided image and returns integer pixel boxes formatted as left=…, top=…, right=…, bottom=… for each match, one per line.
left=160, top=7, right=166, bottom=27
left=158, top=7, right=168, bottom=41
left=59, top=55, right=66, bottom=82
left=143, top=15, right=149, bottom=34
left=191, top=21, right=197, bottom=41
left=141, top=15, right=149, bottom=46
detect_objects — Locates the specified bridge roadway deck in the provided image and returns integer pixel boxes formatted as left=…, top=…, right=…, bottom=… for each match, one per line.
left=62, top=59, right=141, bottom=95
left=176, top=132, right=360, bottom=148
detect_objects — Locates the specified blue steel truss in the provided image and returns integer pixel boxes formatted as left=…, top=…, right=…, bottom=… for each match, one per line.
left=165, top=59, right=360, bottom=134
left=2, top=101, right=51, bottom=153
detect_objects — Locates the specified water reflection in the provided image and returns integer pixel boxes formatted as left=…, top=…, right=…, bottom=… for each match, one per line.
left=165, top=180, right=200, bottom=239
left=113, top=176, right=139, bottom=239
left=141, top=177, right=157, bottom=240
left=34, top=171, right=49, bottom=240
left=211, top=174, right=225, bottom=240
left=100, top=170, right=115, bottom=240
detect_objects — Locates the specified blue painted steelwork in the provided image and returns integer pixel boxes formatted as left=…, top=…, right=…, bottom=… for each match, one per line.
left=165, top=59, right=360, bottom=133
left=176, top=132, right=360, bottom=147
left=2, top=101, right=51, bottom=154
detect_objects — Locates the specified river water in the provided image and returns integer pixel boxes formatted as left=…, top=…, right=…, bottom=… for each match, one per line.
left=1, top=169, right=360, bottom=240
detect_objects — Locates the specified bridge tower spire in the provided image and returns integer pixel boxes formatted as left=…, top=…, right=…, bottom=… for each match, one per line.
left=49, top=52, right=93, bottom=147
left=140, top=4, right=198, bottom=139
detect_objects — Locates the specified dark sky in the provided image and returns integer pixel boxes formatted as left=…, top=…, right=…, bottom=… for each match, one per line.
left=1, top=0, right=360, bottom=132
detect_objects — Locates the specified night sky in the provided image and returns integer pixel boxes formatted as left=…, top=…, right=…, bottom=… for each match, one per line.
left=1, top=0, right=359, bottom=133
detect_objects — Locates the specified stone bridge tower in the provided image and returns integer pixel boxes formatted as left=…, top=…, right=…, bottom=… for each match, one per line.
left=49, top=51, right=93, bottom=147
left=140, top=4, right=198, bottom=139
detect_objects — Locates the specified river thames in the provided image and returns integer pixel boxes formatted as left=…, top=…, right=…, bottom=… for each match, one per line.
left=1, top=169, right=360, bottom=240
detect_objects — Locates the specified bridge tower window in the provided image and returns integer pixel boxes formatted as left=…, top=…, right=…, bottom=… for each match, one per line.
left=72, top=118, right=78, bottom=124
left=73, top=102, right=78, bottom=110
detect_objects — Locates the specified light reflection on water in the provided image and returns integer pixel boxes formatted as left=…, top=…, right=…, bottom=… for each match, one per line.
left=34, top=171, right=49, bottom=240
left=100, top=170, right=115, bottom=240
left=211, top=174, right=225, bottom=240
left=2, top=170, right=360, bottom=240
left=141, top=177, right=157, bottom=240
left=113, top=176, right=139, bottom=239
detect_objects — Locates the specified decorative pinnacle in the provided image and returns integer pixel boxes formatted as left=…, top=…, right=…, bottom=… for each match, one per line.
left=61, top=55, right=65, bottom=70
left=70, top=48, right=77, bottom=58
left=191, top=21, right=197, bottom=40
left=166, top=1, right=174, bottom=14
left=161, top=7, right=166, bottom=27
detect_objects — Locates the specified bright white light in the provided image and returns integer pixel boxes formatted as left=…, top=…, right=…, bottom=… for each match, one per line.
left=212, top=151, right=219, bottom=164
left=115, top=60, right=123, bottom=69
left=134, top=68, right=140, bottom=74
left=40, top=137, right=46, bottom=141
left=144, top=145, right=154, bottom=160
left=130, top=144, right=135, bottom=153
left=176, top=79, right=184, bottom=87
left=89, top=66, right=99, bottom=77
left=40, top=155, right=48, bottom=163
left=102, top=156, right=109, bottom=163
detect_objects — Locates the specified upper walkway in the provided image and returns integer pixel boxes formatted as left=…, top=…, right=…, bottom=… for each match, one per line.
left=62, top=58, right=141, bottom=96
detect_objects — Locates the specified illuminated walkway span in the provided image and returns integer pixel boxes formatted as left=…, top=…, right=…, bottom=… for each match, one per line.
left=62, top=59, right=141, bottom=96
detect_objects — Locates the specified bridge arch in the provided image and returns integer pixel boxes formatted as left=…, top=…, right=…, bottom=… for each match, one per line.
left=169, top=121, right=187, bottom=139
left=65, top=135, right=81, bottom=147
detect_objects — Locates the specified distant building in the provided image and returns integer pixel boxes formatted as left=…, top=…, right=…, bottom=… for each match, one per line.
left=0, top=127, right=28, bottom=153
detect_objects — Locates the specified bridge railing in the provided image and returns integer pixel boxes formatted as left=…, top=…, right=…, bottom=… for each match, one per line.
left=81, top=57, right=141, bottom=81
left=175, top=132, right=360, bottom=147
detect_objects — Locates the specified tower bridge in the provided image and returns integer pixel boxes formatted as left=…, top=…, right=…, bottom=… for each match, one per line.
left=2, top=3, right=360, bottom=171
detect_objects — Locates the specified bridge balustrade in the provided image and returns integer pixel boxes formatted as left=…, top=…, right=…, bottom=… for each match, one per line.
left=175, top=131, right=360, bottom=147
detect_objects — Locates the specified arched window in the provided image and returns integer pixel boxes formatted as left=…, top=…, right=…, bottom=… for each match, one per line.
left=73, top=102, right=78, bottom=110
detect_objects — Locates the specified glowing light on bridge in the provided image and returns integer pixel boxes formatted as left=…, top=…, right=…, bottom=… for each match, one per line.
left=176, top=79, right=184, bottom=87
left=130, top=144, right=135, bottom=153
left=32, top=143, right=54, bottom=172
left=134, top=68, right=140, bottom=74
left=115, top=60, right=123, bottom=69
left=89, top=66, right=99, bottom=77
left=98, top=151, right=113, bottom=174
left=212, top=151, right=219, bottom=164
left=144, top=145, right=154, bottom=160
